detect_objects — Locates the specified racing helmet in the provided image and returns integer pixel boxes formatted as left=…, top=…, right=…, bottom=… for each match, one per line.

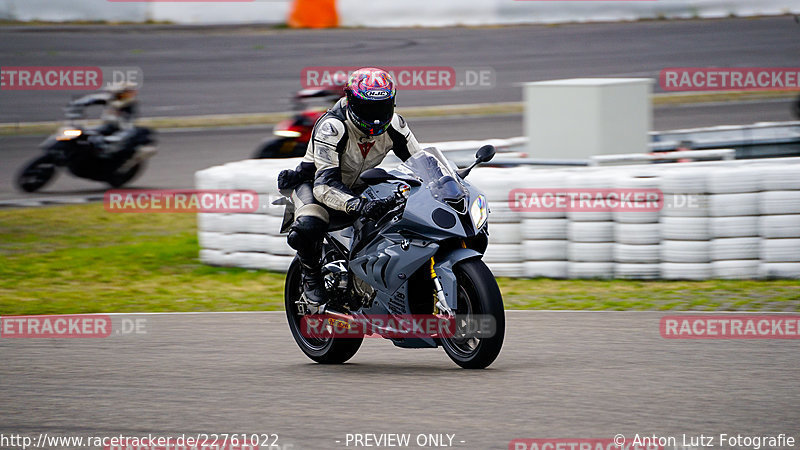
left=107, top=82, right=138, bottom=109
left=344, top=68, right=396, bottom=136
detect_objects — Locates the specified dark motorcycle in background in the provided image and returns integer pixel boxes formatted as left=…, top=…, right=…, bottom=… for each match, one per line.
left=15, top=103, right=157, bottom=193
left=279, top=145, right=505, bottom=369
left=253, top=87, right=343, bottom=159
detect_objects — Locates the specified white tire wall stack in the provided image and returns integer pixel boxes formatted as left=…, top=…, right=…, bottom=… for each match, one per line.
left=758, top=165, right=800, bottom=279
left=195, top=158, right=297, bottom=272
left=470, top=167, right=526, bottom=277
left=518, top=171, right=569, bottom=278
left=659, top=168, right=712, bottom=280
left=706, top=167, right=763, bottom=279
left=195, top=156, right=800, bottom=279
left=613, top=173, right=661, bottom=279
left=566, top=171, right=616, bottom=279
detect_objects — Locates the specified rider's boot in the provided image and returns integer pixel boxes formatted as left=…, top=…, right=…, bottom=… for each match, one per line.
left=297, top=241, right=327, bottom=307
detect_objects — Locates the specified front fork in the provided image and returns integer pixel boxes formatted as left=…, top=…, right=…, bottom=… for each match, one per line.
left=430, top=257, right=455, bottom=317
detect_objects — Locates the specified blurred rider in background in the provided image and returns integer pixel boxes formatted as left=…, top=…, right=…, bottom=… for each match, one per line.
left=278, top=67, right=423, bottom=306
left=70, top=82, right=142, bottom=163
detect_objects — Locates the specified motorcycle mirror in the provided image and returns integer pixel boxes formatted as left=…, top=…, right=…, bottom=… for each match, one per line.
left=457, top=145, right=497, bottom=179
left=359, top=168, right=393, bottom=185
left=476, top=145, right=496, bottom=163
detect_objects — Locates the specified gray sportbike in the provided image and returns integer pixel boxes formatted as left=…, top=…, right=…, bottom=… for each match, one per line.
left=281, top=145, right=504, bottom=369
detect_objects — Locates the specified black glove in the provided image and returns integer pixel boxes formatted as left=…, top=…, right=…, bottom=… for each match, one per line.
left=277, top=169, right=303, bottom=190
left=345, top=197, right=395, bottom=220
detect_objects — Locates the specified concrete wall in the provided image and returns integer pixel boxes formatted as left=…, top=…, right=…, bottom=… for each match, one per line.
left=1, top=0, right=797, bottom=26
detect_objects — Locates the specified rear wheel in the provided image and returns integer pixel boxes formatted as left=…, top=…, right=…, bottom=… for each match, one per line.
left=284, top=257, right=363, bottom=364
left=16, top=156, right=57, bottom=192
left=440, top=259, right=505, bottom=369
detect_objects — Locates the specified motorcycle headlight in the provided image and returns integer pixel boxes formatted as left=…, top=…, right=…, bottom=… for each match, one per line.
left=470, top=195, right=488, bottom=229
left=274, top=130, right=302, bottom=138
left=57, top=129, right=82, bottom=141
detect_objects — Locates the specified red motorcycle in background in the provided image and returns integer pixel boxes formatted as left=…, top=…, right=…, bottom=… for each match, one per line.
left=253, top=87, right=344, bottom=159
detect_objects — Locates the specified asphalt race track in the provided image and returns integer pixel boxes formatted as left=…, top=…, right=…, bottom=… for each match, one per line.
left=0, top=99, right=795, bottom=202
left=1, top=311, right=798, bottom=449
left=0, top=16, right=798, bottom=122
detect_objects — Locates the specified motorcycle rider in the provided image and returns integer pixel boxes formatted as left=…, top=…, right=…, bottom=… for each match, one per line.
left=278, top=68, right=423, bottom=306
left=71, top=82, right=142, bottom=163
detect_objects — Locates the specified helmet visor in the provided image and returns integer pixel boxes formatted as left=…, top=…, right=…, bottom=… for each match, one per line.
left=349, top=95, right=394, bottom=130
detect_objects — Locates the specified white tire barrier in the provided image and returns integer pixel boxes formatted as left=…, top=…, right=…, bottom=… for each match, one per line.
left=661, top=168, right=707, bottom=194
left=615, top=263, right=661, bottom=280
left=709, top=193, right=759, bottom=217
left=567, top=242, right=614, bottom=262
left=614, top=244, right=660, bottom=264
left=198, top=232, right=226, bottom=250
left=709, top=216, right=759, bottom=238
left=759, top=190, right=800, bottom=215
left=567, top=210, right=613, bottom=222
left=524, top=261, right=568, bottom=278
left=661, top=240, right=711, bottom=263
left=760, top=238, right=800, bottom=262
left=759, top=262, right=800, bottom=279
left=567, top=221, right=614, bottom=243
left=485, top=262, right=526, bottom=278
left=200, top=249, right=228, bottom=267
left=708, top=167, right=762, bottom=194
left=615, top=223, right=660, bottom=245
left=660, top=217, right=710, bottom=241
left=488, top=203, right=522, bottom=224
left=523, top=240, right=568, bottom=261
left=488, top=222, right=522, bottom=244
left=710, top=237, right=760, bottom=261
left=568, top=262, right=614, bottom=279
left=761, top=165, right=800, bottom=190
left=196, top=157, right=800, bottom=279
left=484, top=243, right=523, bottom=263
left=661, top=194, right=709, bottom=217
left=711, top=260, right=760, bottom=279
left=613, top=208, right=661, bottom=224
left=521, top=219, right=567, bottom=240
left=661, top=263, right=712, bottom=280
left=760, top=215, right=800, bottom=238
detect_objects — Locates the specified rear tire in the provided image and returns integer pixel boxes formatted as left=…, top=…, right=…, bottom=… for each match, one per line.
left=16, top=155, right=57, bottom=193
left=440, top=259, right=505, bottom=369
left=284, top=257, right=363, bottom=364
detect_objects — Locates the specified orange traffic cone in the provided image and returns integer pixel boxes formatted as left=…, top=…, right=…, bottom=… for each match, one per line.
left=288, top=0, right=339, bottom=28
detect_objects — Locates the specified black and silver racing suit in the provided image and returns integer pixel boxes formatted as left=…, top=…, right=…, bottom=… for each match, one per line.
left=285, top=97, right=422, bottom=254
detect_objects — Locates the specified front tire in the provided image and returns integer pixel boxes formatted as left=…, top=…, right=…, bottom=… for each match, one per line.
left=440, top=259, right=505, bottom=369
left=107, top=162, right=143, bottom=188
left=16, top=155, right=57, bottom=193
left=284, top=257, right=363, bottom=364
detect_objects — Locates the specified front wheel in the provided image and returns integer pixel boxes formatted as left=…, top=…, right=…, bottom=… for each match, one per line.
left=107, top=162, right=143, bottom=188
left=440, top=259, right=505, bottom=369
left=254, top=138, right=306, bottom=159
left=16, top=155, right=57, bottom=193
left=284, top=257, right=363, bottom=364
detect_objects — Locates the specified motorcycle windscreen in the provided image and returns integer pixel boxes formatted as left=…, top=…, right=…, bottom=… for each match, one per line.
left=399, top=148, right=466, bottom=201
